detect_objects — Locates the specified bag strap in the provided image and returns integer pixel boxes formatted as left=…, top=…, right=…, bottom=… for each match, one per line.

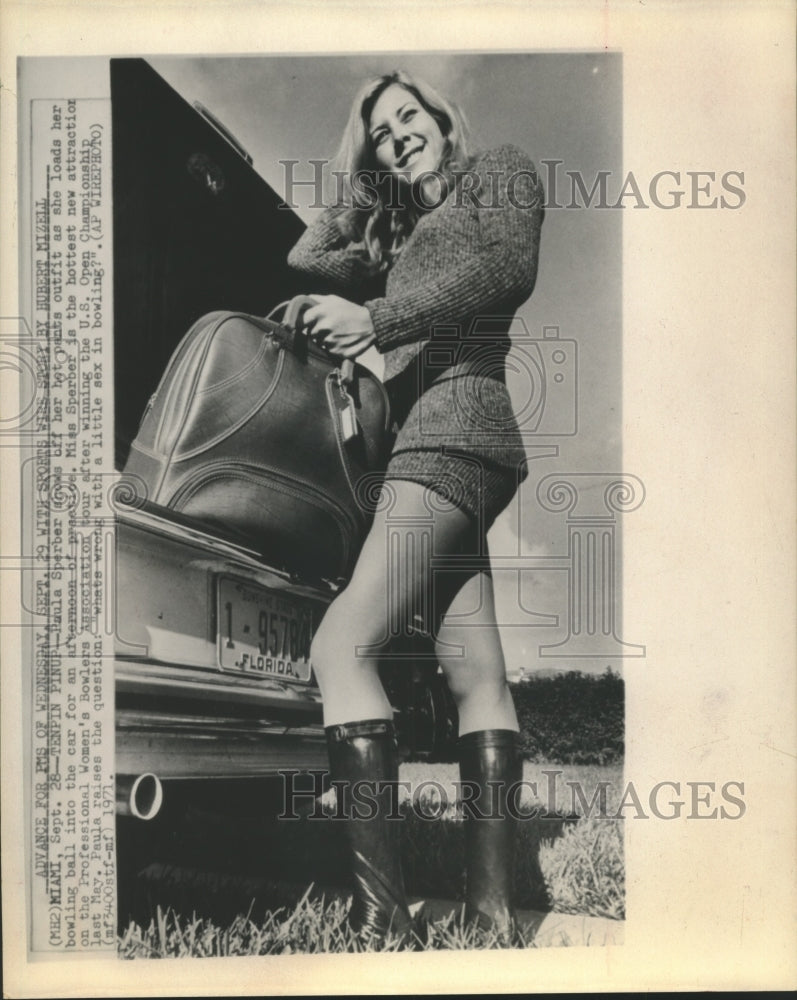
left=266, top=296, right=355, bottom=385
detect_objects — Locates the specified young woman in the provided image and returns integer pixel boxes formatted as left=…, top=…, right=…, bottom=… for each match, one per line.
left=287, top=69, right=544, bottom=944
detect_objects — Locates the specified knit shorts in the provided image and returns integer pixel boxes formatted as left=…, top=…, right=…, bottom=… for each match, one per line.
left=383, top=447, right=523, bottom=534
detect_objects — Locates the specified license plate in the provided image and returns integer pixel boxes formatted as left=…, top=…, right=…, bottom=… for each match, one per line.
left=217, top=577, right=314, bottom=683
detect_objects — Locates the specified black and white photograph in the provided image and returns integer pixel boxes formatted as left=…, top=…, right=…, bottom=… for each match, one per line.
left=113, top=50, right=626, bottom=953
left=1, top=2, right=795, bottom=996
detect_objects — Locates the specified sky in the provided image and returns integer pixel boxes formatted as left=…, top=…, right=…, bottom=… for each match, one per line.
left=146, top=51, right=628, bottom=677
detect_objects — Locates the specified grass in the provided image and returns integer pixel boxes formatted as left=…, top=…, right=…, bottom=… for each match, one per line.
left=118, top=760, right=624, bottom=957
left=118, top=889, right=541, bottom=958
left=539, top=817, right=625, bottom=920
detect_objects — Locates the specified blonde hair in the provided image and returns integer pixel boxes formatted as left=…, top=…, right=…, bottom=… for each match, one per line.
left=331, top=70, right=472, bottom=273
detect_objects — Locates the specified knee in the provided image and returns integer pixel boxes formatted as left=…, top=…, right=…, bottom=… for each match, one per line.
left=438, top=657, right=509, bottom=706
left=310, top=592, right=383, bottom=679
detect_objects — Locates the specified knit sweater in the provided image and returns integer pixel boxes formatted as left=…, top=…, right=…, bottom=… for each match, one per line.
left=287, top=144, right=544, bottom=480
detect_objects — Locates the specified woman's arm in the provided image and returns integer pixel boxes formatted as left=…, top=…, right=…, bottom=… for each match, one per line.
left=364, top=145, right=544, bottom=351
left=287, top=205, right=376, bottom=295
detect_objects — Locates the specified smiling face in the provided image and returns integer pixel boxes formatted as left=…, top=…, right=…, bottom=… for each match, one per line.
left=368, top=83, right=447, bottom=185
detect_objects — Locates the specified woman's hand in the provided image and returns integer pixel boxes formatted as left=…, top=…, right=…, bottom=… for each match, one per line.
left=303, top=295, right=376, bottom=358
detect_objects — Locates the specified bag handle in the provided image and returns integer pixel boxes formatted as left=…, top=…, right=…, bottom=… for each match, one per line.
left=280, top=294, right=318, bottom=331
left=266, top=296, right=355, bottom=385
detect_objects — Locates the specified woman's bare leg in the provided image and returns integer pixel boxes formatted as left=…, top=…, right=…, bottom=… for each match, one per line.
left=311, top=479, right=474, bottom=726
left=435, top=568, right=519, bottom=735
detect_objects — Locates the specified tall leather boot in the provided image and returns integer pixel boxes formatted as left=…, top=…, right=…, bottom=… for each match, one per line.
left=458, top=729, right=523, bottom=940
left=325, top=719, right=415, bottom=943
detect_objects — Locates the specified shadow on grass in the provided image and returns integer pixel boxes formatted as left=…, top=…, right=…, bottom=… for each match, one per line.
left=117, top=777, right=577, bottom=931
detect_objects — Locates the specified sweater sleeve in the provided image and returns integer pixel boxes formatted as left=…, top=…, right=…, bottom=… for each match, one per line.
left=364, top=145, right=544, bottom=351
left=286, top=204, right=376, bottom=294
